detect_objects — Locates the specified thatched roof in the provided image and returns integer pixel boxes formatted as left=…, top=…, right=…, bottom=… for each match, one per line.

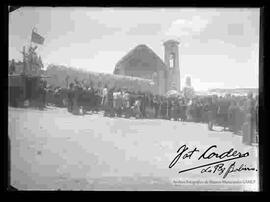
left=114, top=44, right=167, bottom=73
left=45, top=64, right=157, bottom=94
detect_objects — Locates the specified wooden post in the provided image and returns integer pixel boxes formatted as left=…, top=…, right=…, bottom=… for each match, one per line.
left=22, top=46, right=26, bottom=74
left=22, top=46, right=27, bottom=101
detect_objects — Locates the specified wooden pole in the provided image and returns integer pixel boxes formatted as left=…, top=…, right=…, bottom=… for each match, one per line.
left=21, top=46, right=27, bottom=100
left=29, top=28, right=35, bottom=75
left=22, top=46, right=26, bottom=74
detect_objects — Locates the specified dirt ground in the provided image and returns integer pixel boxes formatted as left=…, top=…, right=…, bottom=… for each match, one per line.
left=8, top=106, right=259, bottom=191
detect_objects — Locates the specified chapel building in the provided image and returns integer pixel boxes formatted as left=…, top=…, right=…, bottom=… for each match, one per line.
left=113, top=39, right=181, bottom=95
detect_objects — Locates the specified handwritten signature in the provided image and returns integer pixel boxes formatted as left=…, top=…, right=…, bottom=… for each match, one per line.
left=169, top=145, right=257, bottom=178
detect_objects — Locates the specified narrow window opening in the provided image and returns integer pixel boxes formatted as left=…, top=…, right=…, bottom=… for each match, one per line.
left=169, top=53, right=175, bottom=68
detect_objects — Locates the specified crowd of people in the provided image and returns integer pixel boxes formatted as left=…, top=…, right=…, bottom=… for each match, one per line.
left=35, top=79, right=259, bottom=145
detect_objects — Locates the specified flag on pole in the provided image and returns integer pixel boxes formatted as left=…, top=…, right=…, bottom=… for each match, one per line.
left=31, top=29, right=45, bottom=45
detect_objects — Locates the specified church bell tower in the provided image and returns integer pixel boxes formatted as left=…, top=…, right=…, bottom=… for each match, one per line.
left=163, top=40, right=180, bottom=92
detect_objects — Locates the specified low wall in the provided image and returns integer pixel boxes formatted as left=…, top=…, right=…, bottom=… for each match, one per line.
left=45, top=65, right=158, bottom=94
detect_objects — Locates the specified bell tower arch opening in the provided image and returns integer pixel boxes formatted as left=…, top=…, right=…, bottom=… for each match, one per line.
left=169, top=53, right=175, bottom=68
left=163, top=40, right=180, bottom=92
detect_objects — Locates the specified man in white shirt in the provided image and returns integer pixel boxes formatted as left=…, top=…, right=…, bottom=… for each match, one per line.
left=102, top=85, right=108, bottom=106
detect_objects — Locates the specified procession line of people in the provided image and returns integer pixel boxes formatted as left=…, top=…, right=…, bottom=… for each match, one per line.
left=38, top=80, right=258, bottom=146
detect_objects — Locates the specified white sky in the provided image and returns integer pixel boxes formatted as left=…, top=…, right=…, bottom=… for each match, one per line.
left=9, top=7, right=260, bottom=91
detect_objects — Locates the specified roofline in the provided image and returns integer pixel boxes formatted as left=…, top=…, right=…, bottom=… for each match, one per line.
left=114, top=44, right=167, bottom=72
left=163, top=40, right=180, bottom=46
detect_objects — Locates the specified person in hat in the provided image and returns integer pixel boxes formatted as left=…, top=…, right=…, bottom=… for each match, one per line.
left=153, top=95, right=159, bottom=118
left=72, top=81, right=81, bottom=115
left=242, top=92, right=256, bottom=145
left=102, top=84, right=108, bottom=110
left=207, top=96, right=218, bottom=131
left=9, top=59, right=16, bottom=74
left=67, top=83, right=74, bottom=113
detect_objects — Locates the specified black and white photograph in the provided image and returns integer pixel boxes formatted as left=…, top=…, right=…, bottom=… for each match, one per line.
left=8, top=7, right=260, bottom=191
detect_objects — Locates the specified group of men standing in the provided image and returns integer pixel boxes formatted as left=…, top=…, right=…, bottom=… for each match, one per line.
left=202, top=93, right=258, bottom=145
left=46, top=81, right=258, bottom=146
left=102, top=86, right=146, bottom=118
left=100, top=88, right=258, bottom=145
left=66, top=81, right=102, bottom=115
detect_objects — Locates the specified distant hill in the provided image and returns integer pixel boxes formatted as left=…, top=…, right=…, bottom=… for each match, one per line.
left=208, top=88, right=258, bottom=95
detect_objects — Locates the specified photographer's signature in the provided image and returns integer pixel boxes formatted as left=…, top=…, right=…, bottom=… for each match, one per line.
left=169, top=145, right=258, bottom=179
